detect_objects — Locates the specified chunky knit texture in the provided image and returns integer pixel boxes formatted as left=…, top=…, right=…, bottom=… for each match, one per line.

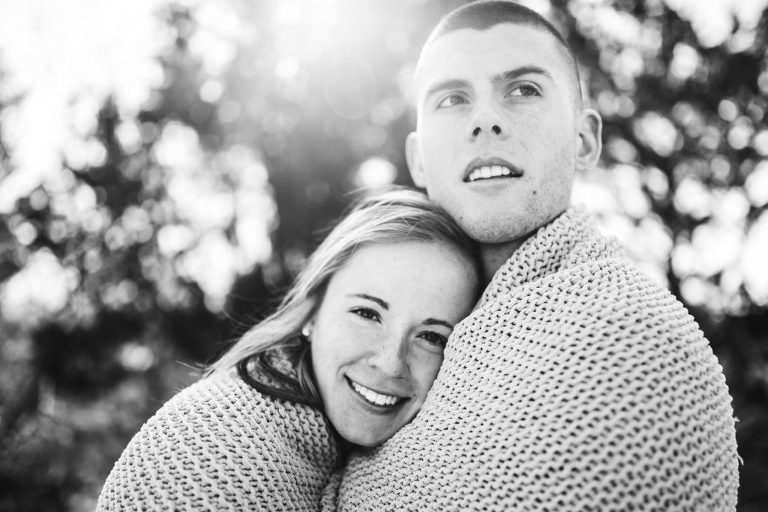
left=331, top=208, right=739, bottom=511
left=97, top=367, right=341, bottom=511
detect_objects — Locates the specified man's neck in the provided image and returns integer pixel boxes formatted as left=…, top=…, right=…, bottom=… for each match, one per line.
left=478, top=209, right=568, bottom=282
left=479, top=239, right=526, bottom=283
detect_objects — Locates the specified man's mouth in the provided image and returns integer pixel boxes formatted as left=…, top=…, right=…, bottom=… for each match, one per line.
left=346, top=376, right=406, bottom=408
left=463, top=157, right=523, bottom=183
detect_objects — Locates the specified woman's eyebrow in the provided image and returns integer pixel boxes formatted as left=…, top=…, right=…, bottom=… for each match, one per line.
left=423, top=318, right=453, bottom=329
left=349, top=293, right=389, bottom=310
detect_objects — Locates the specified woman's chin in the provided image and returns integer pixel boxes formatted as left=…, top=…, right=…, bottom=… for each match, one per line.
left=339, top=426, right=393, bottom=449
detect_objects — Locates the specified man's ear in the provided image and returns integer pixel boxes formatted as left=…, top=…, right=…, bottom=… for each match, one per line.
left=405, top=131, right=427, bottom=188
left=575, top=108, right=602, bottom=172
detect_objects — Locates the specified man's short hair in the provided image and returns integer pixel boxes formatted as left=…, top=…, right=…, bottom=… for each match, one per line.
left=422, top=0, right=583, bottom=104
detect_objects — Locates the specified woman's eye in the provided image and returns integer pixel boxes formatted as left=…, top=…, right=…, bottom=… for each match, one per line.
left=507, top=84, right=540, bottom=97
left=351, top=307, right=380, bottom=322
left=418, top=331, right=448, bottom=349
left=437, top=94, right=467, bottom=108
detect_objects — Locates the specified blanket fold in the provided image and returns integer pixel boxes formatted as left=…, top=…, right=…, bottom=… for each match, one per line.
left=332, top=208, right=739, bottom=511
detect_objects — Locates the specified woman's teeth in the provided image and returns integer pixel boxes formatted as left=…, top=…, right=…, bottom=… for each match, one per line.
left=349, top=379, right=401, bottom=407
left=467, top=165, right=512, bottom=182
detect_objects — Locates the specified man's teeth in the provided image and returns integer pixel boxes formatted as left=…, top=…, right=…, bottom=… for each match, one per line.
left=467, top=165, right=512, bottom=182
left=350, top=380, right=400, bottom=407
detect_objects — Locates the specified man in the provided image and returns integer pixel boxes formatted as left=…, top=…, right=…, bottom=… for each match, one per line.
left=327, top=2, right=739, bottom=510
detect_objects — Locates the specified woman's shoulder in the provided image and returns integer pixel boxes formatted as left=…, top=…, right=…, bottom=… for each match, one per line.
left=96, top=367, right=341, bottom=511
left=147, top=369, right=265, bottom=434
left=149, top=367, right=332, bottom=449
left=161, top=367, right=266, bottom=416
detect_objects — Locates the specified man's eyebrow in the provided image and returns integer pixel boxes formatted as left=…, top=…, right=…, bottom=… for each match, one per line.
left=423, top=318, right=453, bottom=329
left=423, top=78, right=471, bottom=100
left=492, top=66, right=554, bottom=84
left=349, top=293, right=389, bottom=310
left=422, top=66, right=553, bottom=101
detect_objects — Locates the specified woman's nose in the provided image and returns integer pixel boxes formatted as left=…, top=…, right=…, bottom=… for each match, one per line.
left=366, top=334, right=409, bottom=378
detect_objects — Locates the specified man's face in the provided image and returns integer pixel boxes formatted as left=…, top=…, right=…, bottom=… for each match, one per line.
left=408, top=23, right=600, bottom=245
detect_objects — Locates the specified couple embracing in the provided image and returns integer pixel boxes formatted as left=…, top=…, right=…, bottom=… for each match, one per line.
left=98, top=3, right=739, bottom=510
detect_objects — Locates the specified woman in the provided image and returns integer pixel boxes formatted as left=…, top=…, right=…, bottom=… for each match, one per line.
left=96, top=188, right=480, bottom=510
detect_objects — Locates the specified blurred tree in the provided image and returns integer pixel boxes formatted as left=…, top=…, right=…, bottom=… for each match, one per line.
left=0, top=0, right=766, bottom=510
left=561, top=4, right=768, bottom=509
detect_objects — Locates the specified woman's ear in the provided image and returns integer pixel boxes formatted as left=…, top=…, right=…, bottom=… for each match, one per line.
left=405, top=131, right=427, bottom=188
left=301, top=321, right=313, bottom=341
left=575, top=108, right=602, bottom=172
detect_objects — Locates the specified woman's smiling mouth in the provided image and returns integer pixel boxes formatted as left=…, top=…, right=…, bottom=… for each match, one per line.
left=345, top=376, right=405, bottom=408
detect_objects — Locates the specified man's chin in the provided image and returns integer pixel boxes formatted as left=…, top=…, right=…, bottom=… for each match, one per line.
left=458, top=218, right=533, bottom=246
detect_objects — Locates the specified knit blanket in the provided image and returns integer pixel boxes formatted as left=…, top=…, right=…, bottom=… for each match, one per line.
left=97, top=368, right=341, bottom=511
left=328, top=208, right=739, bottom=511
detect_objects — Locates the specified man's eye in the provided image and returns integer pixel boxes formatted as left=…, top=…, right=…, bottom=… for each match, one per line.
left=351, top=307, right=380, bottom=322
left=418, top=331, right=448, bottom=348
left=507, top=84, right=540, bottom=97
left=436, top=94, right=467, bottom=108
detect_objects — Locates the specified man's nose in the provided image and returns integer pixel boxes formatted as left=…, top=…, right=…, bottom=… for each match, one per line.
left=367, top=334, right=409, bottom=378
left=469, top=102, right=507, bottom=139
left=472, top=124, right=502, bottom=137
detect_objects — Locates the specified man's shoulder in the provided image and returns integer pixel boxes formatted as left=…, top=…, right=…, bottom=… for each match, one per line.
left=494, top=255, right=676, bottom=312
left=467, top=256, right=702, bottom=351
left=482, top=208, right=627, bottom=300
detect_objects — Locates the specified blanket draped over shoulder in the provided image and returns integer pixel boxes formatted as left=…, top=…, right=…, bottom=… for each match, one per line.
left=97, top=367, right=341, bottom=511
left=329, top=208, right=739, bottom=511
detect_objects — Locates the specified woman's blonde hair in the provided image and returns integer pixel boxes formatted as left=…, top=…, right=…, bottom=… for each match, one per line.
left=207, top=187, right=479, bottom=404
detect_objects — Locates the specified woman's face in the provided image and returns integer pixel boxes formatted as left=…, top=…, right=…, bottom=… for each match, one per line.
left=310, top=240, right=478, bottom=447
